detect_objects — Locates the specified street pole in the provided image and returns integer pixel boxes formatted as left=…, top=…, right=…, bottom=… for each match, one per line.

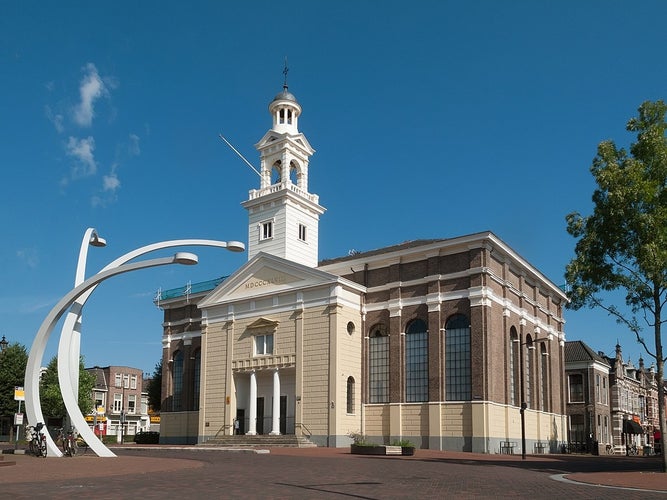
left=520, top=343, right=527, bottom=460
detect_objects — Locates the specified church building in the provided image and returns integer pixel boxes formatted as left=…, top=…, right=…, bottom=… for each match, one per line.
left=156, top=81, right=569, bottom=454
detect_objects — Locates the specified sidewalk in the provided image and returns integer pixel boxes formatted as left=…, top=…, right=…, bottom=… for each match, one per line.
left=1, top=444, right=665, bottom=493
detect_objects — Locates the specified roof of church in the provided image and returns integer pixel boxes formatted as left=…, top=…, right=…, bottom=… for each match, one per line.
left=319, top=238, right=447, bottom=265
left=272, top=88, right=297, bottom=103
left=564, top=340, right=609, bottom=365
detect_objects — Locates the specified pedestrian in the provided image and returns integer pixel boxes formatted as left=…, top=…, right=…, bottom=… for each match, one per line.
left=234, top=418, right=239, bottom=435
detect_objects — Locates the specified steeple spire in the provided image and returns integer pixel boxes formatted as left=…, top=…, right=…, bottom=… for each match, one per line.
left=283, top=57, right=289, bottom=91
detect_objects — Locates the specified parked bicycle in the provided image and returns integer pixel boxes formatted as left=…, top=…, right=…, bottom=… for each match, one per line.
left=605, top=443, right=615, bottom=454
left=627, top=443, right=638, bottom=455
left=56, top=427, right=77, bottom=456
left=26, top=422, right=47, bottom=457
left=76, top=435, right=88, bottom=455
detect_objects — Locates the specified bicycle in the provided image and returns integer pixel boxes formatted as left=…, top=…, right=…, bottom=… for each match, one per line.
left=76, top=435, right=88, bottom=455
left=26, top=422, right=47, bottom=457
left=605, top=443, right=615, bottom=454
left=627, top=443, right=638, bottom=456
left=57, top=427, right=77, bottom=457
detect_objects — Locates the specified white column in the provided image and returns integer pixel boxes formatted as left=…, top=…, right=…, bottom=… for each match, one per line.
left=247, top=371, right=257, bottom=435
left=270, top=369, right=281, bottom=435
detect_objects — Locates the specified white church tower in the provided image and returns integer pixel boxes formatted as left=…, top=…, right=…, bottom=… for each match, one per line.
left=242, top=74, right=325, bottom=267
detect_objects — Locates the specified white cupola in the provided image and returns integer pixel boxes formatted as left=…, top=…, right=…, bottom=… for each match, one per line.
left=241, top=76, right=325, bottom=268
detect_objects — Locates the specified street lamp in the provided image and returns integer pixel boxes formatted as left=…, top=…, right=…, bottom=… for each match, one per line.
left=0, top=336, right=8, bottom=352
left=515, top=330, right=553, bottom=460
left=55, top=238, right=244, bottom=458
left=25, top=252, right=200, bottom=457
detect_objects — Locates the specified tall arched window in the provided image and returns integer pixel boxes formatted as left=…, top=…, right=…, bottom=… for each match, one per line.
left=347, top=376, right=355, bottom=414
left=193, top=349, right=201, bottom=410
left=509, top=327, right=520, bottom=406
left=369, top=324, right=389, bottom=403
left=540, top=343, right=549, bottom=412
left=525, top=335, right=533, bottom=408
left=172, top=350, right=184, bottom=411
left=445, top=314, right=471, bottom=401
left=405, top=319, right=428, bottom=402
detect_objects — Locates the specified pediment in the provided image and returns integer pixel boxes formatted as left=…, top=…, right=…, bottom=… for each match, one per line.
left=246, top=317, right=279, bottom=329
left=198, top=252, right=343, bottom=307
left=254, top=131, right=314, bottom=155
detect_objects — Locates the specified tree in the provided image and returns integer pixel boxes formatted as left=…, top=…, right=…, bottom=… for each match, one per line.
left=146, top=358, right=162, bottom=412
left=0, top=343, right=28, bottom=435
left=40, top=355, right=96, bottom=424
left=565, top=99, right=667, bottom=472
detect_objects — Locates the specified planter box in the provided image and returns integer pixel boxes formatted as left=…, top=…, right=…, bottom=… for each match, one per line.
left=350, top=444, right=415, bottom=456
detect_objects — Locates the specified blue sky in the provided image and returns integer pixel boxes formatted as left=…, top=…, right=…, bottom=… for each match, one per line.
left=1, top=1, right=665, bottom=375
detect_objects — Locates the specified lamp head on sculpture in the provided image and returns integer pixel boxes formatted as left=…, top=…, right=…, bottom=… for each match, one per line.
left=226, top=241, right=245, bottom=252
left=89, top=230, right=107, bottom=247
left=173, top=252, right=198, bottom=265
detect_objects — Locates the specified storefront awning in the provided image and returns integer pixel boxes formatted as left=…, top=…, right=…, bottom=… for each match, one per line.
left=623, top=420, right=643, bottom=434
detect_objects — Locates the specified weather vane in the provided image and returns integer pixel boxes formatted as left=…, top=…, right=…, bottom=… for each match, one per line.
left=283, top=56, right=289, bottom=90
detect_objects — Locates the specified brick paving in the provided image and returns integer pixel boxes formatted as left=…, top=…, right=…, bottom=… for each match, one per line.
left=0, top=445, right=665, bottom=499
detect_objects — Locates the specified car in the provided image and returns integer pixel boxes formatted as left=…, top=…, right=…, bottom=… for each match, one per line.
left=133, top=431, right=160, bottom=444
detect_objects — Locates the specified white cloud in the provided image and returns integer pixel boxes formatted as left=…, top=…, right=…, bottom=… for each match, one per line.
left=103, top=170, right=121, bottom=192
left=73, top=63, right=107, bottom=127
left=16, top=247, right=39, bottom=269
left=66, top=136, right=97, bottom=177
left=128, top=133, right=140, bottom=156
left=45, top=105, right=64, bottom=133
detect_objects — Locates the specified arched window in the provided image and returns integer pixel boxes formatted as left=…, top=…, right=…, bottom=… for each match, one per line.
left=369, top=324, right=389, bottom=403
left=172, top=350, right=184, bottom=411
left=540, top=343, right=549, bottom=412
left=525, top=335, right=533, bottom=408
left=347, top=377, right=355, bottom=414
left=445, top=314, right=471, bottom=401
left=193, top=349, right=201, bottom=410
left=405, top=319, right=428, bottom=402
left=509, top=327, right=520, bottom=406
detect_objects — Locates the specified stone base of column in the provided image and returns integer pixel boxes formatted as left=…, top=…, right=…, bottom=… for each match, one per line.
left=269, top=431, right=281, bottom=436
left=245, top=431, right=257, bottom=436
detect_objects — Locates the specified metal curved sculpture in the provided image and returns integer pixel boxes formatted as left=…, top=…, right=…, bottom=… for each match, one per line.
left=56, top=238, right=244, bottom=457
left=24, top=252, right=200, bottom=457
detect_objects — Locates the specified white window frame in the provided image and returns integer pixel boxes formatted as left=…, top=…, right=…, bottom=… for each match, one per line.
left=130, top=374, right=137, bottom=390
left=113, top=393, right=123, bottom=413
left=298, top=223, right=307, bottom=242
left=260, top=220, right=273, bottom=241
left=114, top=373, right=122, bottom=388
left=255, top=334, right=274, bottom=356
left=128, top=395, right=136, bottom=414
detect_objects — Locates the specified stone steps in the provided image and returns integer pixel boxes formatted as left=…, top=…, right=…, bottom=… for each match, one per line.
left=201, top=434, right=317, bottom=448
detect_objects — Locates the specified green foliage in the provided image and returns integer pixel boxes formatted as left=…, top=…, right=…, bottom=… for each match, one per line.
left=565, top=100, right=667, bottom=472
left=0, top=343, right=28, bottom=417
left=391, top=439, right=414, bottom=448
left=348, top=430, right=369, bottom=445
left=39, top=355, right=96, bottom=420
left=565, top=100, right=667, bottom=358
left=146, top=358, right=162, bottom=412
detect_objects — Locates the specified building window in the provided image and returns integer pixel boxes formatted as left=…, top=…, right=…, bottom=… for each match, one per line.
left=113, top=393, right=122, bottom=413
left=405, top=319, right=428, bottom=402
left=261, top=220, right=273, bottom=240
left=346, top=377, right=355, bottom=414
left=123, top=374, right=130, bottom=389
left=369, top=324, right=389, bottom=403
left=540, top=343, right=549, bottom=412
left=128, top=395, right=136, bottom=414
left=298, top=223, right=307, bottom=242
left=131, top=375, right=137, bottom=390
left=509, top=328, right=520, bottom=406
left=445, top=314, right=471, bottom=401
left=525, top=336, right=534, bottom=408
left=115, top=373, right=122, bottom=388
left=570, top=414, right=585, bottom=443
left=595, top=374, right=601, bottom=402
left=568, top=373, right=584, bottom=403
left=602, top=377, right=607, bottom=405
left=255, top=334, right=274, bottom=356
left=173, top=350, right=184, bottom=411
left=193, top=349, right=201, bottom=410
left=94, top=392, right=104, bottom=410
